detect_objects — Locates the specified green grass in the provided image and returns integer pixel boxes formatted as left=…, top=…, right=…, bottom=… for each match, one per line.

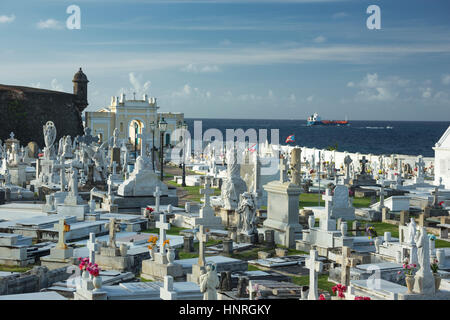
left=344, top=221, right=450, bottom=248
left=140, top=277, right=153, bottom=282
left=231, top=247, right=273, bottom=261
left=178, top=239, right=222, bottom=260
left=299, top=193, right=376, bottom=209
left=276, top=245, right=308, bottom=256
left=353, top=196, right=379, bottom=208
left=142, top=226, right=188, bottom=236
left=299, top=193, right=324, bottom=208
left=248, top=264, right=264, bottom=271
left=0, top=265, right=33, bottom=273
left=291, top=274, right=335, bottom=295
left=166, top=181, right=221, bottom=203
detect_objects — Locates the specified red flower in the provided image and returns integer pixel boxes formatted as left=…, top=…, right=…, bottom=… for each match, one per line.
left=319, top=294, right=326, bottom=300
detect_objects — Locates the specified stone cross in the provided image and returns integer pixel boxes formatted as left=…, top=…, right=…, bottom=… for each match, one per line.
left=335, top=246, right=358, bottom=287
left=359, top=156, right=368, bottom=174
left=153, top=186, right=161, bottom=213
left=160, top=275, right=177, bottom=300
left=279, top=158, right=288, bottom=183
left=200, top=177, right=214, bottom=210
left=9, top=132, right=14, bottom=140
left=196, top=225, right=209, bottom=267
left=156, top=211, right=170, bottom=254
left=87, top=233, right=99, bottom=264
left=305, top=250, right=323, bottom=300
left=323, top=188, right=333, bottom=218
left=57, top=218, right=70, bottom=250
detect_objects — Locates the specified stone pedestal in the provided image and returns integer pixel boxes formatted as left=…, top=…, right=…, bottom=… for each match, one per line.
left=222, top=239, right=233, bottom=255
left=57, top=204, right=89, bottom=221
left=186, top=264, right=205, bottom=284
left=183, top=236, right=194, bottom=253
left=141, top=252, right=184, bottom=281
left=218, top=208, right=238, bottom=228
left=9, top=164, right=27, bottom=187
left=238, top=233, right=257, bottom=244
left=263, top=181, right=302, bottom=248
left=41, top=247, right=74, bottom=269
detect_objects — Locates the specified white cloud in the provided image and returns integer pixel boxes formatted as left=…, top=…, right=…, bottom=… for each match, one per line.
left=313, top=35, right=327, bottom=43
left=0, top=15, right=15, bottom=24
left=306, top=95, right=314, bottom=102
left=37, top=19, right=64, bottom=30
left=442, top=74, right=450, bottom=85
left=50, top=79, right=64, bottom=91
left=129, top=72, right=151, bottom=96
left=181, top=63, right=220, bottom=73
left=347, top=81, right=355, bottom=87
left=421, top=87, right=432, bottom=99
left=350, top=73, right=401, bottom=102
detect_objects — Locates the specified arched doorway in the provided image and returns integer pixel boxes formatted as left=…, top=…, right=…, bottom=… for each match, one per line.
left=129, top=119, right=144, bottom=153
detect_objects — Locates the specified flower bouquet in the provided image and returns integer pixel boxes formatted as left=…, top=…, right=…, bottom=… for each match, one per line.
left=365, top=226, right=377, bottom=240
left=332, top=283, right=347, bottom=299
left=397, top=259, right=417, bottom=293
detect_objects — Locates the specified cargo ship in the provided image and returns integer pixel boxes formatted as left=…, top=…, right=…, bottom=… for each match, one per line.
left=307, top=113, right=349, bottom=126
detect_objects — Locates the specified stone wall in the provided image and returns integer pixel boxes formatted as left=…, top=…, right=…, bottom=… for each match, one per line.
left=0, top=85, right=84, bottom=148
left=0, top=266, right=71, bottom=296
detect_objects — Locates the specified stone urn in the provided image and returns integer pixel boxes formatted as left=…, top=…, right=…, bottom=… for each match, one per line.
left=82, top=269, right=89, bottom=281
left=93, top=276, right=102, bottom=292
left=374, top=237, right=382, bottom=253
left=308, top=215, right=315, bottom=229
left=300, top=286, right=309, bottom=300
left=340, top=222, right=348, bottom=237
left=149, top=246, right=156, bottom=261
left=167, top=248, right=175, bottom=266
left=405, top=275, right=414, bottom=294
left=434, top=274, right=441, bottom=293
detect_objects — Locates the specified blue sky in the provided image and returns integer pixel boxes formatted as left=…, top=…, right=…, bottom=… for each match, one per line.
left=1, top=0, right=450, bottom=120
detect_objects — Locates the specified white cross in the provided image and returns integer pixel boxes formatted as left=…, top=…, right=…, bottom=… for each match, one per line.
left=156, top=211, right=170, bottom=253
left=196, top=225, right=209, bottom=267
left=305, top=249, right=323, bottom=300
left=322, top=188, right=333, bottom=218
left=57, top=218, right=70, bottom=249
left=9, top=132, right=14, bottom=140
left=200, top=177, right=214, bottom=209
left=279, top=158, right=288, bottom=183
left=87, top=233, right=99, bottom=264
left=153, top=186, right=161, bottom=213
left=335, top=246, right=357, bottom=287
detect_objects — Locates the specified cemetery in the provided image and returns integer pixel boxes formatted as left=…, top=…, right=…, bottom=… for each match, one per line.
left=0, top=116, right=449, bottom=302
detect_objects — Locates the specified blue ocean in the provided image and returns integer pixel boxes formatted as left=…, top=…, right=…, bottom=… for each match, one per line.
left=185, top=119, right=450, bottom=157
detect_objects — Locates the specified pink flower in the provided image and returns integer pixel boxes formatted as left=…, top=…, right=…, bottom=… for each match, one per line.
left=319, top=294, right=326, bottom=300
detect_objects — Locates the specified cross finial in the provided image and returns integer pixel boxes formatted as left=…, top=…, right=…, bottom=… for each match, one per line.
left=57, top=218, right=70, bottom=249
left=153, top=186, right=161, bottom=213
left=156, top=211, right=170, bottom=253
left=200, top=177, right=214, bottom=209
left=87, top=232, right=99, bottom=264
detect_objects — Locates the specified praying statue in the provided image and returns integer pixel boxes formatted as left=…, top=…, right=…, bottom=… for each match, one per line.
left=199, top=263, right=220, bottom=300
left=236, top=192, right=258, bottom=235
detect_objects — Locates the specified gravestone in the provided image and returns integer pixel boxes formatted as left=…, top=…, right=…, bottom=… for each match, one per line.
left=305, top=250, right=323, bottom=300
